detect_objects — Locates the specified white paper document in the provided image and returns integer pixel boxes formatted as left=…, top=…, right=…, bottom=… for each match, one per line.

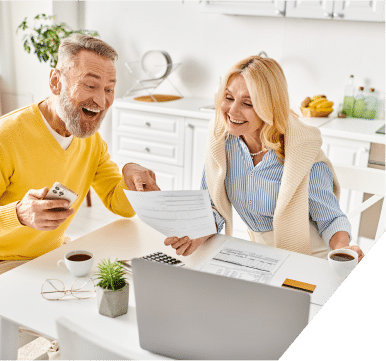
left=123, top=189, right=217, bottom=239
left=195, top=239, right=289, bottom=284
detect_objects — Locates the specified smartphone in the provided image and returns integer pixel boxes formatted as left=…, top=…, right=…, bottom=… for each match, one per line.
left=44, top=182, right=78, bottom=209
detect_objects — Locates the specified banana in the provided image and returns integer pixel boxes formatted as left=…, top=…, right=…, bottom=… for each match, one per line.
left=308, top=98, right=328, bottom=109
left=316, top=107, right=333, bottom=113
left=301, top=95, right=333, bottom=116
left=316, top=101, right=333, bottom=109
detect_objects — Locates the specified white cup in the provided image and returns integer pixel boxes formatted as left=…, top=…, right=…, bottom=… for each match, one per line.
left=328, top=249, right=358, bottom=278
left=57, top=250, right=94, bottom=277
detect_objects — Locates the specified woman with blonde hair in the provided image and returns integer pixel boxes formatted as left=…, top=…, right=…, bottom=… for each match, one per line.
left=165, top=55, right=364, bottom=261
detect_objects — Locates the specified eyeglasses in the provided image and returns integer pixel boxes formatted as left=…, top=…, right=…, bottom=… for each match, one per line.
left=41, top=278, right=96, bottom=300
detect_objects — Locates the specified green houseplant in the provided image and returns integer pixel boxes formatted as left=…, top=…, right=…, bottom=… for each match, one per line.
left=17, top=13, right=99, bottom=68
left=95, top=258, right=129, bottom=318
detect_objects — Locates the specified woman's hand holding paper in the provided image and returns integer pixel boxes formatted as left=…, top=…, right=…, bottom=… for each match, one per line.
left=164, top=234, right=215, bottom=256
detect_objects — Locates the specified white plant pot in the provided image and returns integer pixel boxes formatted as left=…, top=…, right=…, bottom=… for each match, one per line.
left=96, top=283, right=129, bottom=318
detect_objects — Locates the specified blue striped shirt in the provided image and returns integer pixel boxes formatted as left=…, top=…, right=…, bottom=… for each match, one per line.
left=201, top=134, right=351, bottom=248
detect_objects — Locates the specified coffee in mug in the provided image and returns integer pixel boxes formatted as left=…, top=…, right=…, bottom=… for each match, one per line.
left=328, top=249, right=358, bottom=278
left=330, top=253, right=355, bottom=262
left=58, top=250, right=94, bottom=277
left=67, top=254, right=92, bottom=262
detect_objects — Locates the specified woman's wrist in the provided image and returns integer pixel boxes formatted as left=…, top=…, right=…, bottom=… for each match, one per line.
left=329, top=231, right=350, bottom=250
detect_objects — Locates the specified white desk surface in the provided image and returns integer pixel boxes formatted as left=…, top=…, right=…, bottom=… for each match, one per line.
left=0, top=217, right=345, bottom=359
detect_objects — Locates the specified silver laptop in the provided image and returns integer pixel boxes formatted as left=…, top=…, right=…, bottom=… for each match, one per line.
left=132, top=258, right=310, bottom=360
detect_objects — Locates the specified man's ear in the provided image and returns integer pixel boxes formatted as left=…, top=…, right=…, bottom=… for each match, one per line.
left=49, top=68, right=62, bottom=95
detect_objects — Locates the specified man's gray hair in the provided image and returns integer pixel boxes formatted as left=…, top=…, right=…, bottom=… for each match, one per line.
left=57, top=34, right=118, bottom=71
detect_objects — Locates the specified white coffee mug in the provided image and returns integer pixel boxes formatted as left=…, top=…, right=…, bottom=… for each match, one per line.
left=57, top=250, right=94, bottom=277
left=328, top=248, right=358, bottom=278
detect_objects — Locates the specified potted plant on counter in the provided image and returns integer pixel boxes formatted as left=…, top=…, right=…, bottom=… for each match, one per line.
left=17, top=13, right=98, bottom=68
left=95, top=258, right=129, bottom=318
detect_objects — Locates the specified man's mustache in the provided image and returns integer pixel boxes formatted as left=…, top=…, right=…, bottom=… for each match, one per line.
left=79, top=101, right=104, bottom=112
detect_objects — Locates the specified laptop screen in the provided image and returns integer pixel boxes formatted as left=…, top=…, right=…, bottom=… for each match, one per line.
left=132, top=258, right=310, bottom=360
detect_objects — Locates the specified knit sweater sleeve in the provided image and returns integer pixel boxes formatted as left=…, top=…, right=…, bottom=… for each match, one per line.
left=91, top=139, right=135, bottom=218
left=0, top=143, right=24, bottom=237
left=205, top=119, right=233, bottom=235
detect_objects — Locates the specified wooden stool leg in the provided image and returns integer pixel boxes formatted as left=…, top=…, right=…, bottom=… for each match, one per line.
left=86, top=189, right=92, bottom=207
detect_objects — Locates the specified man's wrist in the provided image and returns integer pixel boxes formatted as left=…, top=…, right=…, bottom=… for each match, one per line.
left=122, top=162, right=138, bottom=173
left=15, top=201, right=26, bottom=226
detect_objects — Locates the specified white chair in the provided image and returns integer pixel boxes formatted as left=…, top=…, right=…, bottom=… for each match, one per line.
left=333, top=164, right=385, bottom=245
left=56, top=317, right=130, bottom=360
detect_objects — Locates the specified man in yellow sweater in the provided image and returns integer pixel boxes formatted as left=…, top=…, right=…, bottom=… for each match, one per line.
left=0, top=34, right=159, bottom=267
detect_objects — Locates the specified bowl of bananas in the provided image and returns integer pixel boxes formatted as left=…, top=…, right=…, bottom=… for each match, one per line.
left=300, top=95, right=334, bottom=118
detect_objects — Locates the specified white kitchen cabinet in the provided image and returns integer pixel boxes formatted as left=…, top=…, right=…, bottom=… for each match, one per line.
left=183, top=118, right=209, bottom=191
left=114, top=157, right=184, bottom=192
left=112, top=108, right=184, bottom=167
left=112, top=97, right=213, bottom=192
left=200, top=0, right=286, bottom=17
left=286, top=0, right=385, bottom=21
left=321, top=136, right=370, bottom=166
left=321, top=135, right=370, bottom=239
left=285, top=1, right=334, bottom=20
left=201, top=0, right=385, bottom=22
left=318, top=118, right=385, bottom=244
left=332, top=1, right=385, bottom=22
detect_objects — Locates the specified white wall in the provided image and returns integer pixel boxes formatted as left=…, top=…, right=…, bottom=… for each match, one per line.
left=81, top=1, right=385, bottom=110
left=0, top=1, right=52, bottom=114
left=1, top=1, right=384, bottom=143
left=0, top=1, right=83, bottom=114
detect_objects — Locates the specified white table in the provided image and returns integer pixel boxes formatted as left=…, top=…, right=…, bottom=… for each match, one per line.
left=0, top=217, right=345, bottom=359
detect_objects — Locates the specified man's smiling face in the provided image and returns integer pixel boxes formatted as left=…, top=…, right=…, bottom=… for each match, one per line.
left=56, top=50, right=116, bottom=138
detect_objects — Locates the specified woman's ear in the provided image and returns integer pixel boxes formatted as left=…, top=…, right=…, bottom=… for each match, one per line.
left=49, top=68, right=62, bottom=95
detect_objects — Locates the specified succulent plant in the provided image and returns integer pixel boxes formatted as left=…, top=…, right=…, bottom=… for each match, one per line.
left=95, top=258, right=126, bottom=291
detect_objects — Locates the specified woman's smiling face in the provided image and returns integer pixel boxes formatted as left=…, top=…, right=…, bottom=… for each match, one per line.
left=220, top=74, right=264, bottom=138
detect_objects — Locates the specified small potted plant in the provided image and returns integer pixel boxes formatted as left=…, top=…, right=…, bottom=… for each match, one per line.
left=95, top=258, right=129, bottom=318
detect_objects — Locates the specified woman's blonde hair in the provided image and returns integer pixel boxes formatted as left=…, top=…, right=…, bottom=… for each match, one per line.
left=214, top=55, right=293, bottom=162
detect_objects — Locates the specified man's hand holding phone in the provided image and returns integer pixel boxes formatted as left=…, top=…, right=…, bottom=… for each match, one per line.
left=16, top=183, right=77, bottom=231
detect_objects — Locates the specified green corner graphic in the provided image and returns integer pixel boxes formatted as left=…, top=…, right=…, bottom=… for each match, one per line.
left=280, top=234, right=386, bottom=361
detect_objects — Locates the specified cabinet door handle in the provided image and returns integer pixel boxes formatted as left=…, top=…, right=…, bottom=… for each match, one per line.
left=275, top=9, right=284, bottom=16
left=357, top=146, right=368, bottom=154
left=144, top=147, right=151, bottom=153
left=186, top=123, right=193, bottom=129
left=145, top=122, right=151, bottom=127
left=333, top=12, right=344, bottom=19
left=324, top=12, right=333, bottom=18
left=355, top=146, right=369, bottom=166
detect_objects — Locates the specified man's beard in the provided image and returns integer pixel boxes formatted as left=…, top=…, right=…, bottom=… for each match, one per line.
left=56, top=85, right=105, bottom=138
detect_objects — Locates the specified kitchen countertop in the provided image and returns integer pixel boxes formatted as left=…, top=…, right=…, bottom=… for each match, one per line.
left=114, top=96, right=214, bottom=120
left=318, top=117, right=385, bottom=144
left=114, top=96, right=385, bottom=144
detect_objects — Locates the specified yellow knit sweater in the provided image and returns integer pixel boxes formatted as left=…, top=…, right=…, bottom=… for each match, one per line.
left=0, top=102, right=135, bottom=260
left=205, top=115, right=340, bottom=255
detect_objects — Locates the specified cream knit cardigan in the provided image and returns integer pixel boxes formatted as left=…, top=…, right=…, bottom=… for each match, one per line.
left=205, top=115, right=340, bottom=255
